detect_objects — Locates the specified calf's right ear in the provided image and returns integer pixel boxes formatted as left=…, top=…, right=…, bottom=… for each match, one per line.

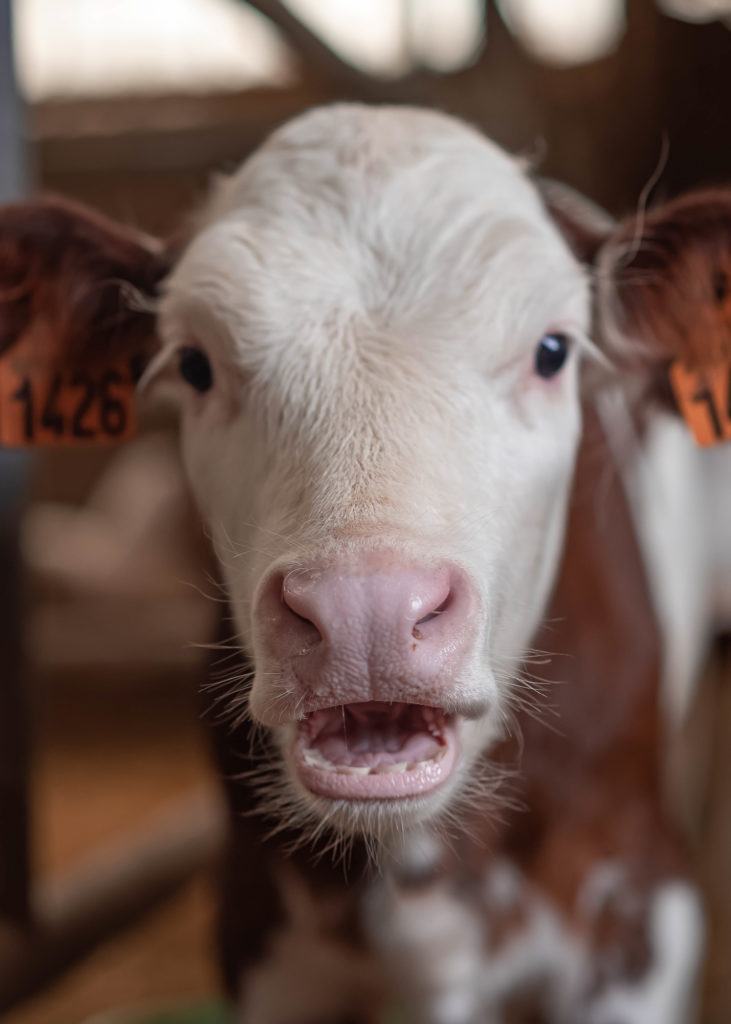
left=595, top=189, right=731, bottom=443
left=0, top=196, right=171, bottom=372
left=541, top=180, right=731, bottom=442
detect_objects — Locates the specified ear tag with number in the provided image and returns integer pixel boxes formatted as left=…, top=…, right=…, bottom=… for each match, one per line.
left=669, top=358, right=731, bottom=447
left=0, top=329, right=138, bottom=447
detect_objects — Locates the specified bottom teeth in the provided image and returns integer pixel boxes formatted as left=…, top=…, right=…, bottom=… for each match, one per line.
left=302, top=747, right=445, bottom=775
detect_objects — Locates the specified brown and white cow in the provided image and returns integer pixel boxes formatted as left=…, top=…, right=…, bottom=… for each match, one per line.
left=1, top=105, right=729, bottom=1023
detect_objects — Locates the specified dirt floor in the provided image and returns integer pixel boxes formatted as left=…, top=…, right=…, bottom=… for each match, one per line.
left=5, top=652, right=731, bottom=1024
left=4, top=876, right=220, bottom=1024
left=5, top=674, right=222, bottom=1024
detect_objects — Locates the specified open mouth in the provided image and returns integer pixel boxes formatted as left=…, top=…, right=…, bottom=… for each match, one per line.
left=293, top=701, right=457, bottom=800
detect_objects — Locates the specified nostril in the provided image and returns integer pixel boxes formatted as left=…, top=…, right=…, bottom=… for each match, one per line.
left=412, top=593, right=452, bottom=639
left=280, top=575, right=323, bottom=644
left=287, top=603, right=320, bottom=630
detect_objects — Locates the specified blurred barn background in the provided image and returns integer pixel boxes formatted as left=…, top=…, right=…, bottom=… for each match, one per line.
left=0, top=1, right=730, bottom=1022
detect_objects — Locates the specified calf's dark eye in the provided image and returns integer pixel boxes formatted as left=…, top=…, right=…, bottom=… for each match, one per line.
left=534, top=333, right=569, bottom=379
left=179, top=346, right=213, bottom=393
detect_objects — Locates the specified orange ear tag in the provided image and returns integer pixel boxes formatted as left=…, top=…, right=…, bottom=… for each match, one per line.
left=669, top=358, right=731, bottom=447
left=0, top=331, right=138, bottom=447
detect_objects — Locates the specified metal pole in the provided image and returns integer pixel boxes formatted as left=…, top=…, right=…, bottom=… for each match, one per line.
left=0, top=0, right=32, bottom=926
left=0, top=0, right=27, bottom=201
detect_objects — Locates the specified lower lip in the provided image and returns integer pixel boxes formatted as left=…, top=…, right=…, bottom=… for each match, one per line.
left=292, top=724, right=458, bottom=801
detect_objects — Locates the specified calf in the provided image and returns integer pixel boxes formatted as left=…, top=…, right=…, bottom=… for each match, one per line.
left=1, top=105, right=729, bottom=1023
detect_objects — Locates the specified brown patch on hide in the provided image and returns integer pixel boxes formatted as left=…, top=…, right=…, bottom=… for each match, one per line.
left=601, top=188, right=731, bottom=387
left=0, top=196, right=170, bottom=373
left=491, top=405, right=691, bottom=975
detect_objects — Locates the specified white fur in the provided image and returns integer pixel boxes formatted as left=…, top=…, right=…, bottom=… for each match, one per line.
left=236, top=865, right=382, bottom=1023
left=366, top=866, right=486, bottom=1024
left=701, top=441, right=731, bottom=629
left=366, top=853, right=588, bottom=1023
left=576, top=859, right=629, bottom=920
left=584, top=883, right=705, bottom=1024
left=480, top=863, right=587, bottom=1019
left=365, top=849, right=704, bottom=1024
left=597, top=390, right=731, bottom=726
left=632, top=415, right=714, bottom=724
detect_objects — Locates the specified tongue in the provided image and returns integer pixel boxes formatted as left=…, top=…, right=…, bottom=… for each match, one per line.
left=302, top=702, right=445, bottom=769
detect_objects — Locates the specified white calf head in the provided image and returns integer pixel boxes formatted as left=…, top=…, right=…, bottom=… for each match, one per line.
left=154, top=106, right=589, bottom=834
left=11, top=104, right=715, bottom=842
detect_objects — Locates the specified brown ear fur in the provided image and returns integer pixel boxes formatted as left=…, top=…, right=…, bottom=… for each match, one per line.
left=0, top=196, right=171, bottom=372
left=597, top=189, right=731, bottom=374
left=542, top=179, right=731, bottom=407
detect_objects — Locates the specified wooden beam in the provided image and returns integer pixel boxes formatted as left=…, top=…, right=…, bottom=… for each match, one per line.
left=0, top=789, right=225, bottom=1011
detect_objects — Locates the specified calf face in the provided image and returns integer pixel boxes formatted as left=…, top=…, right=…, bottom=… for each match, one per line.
left=153, top=106, right=589, bottom=834
left=1, top=104, right=723, bottom=844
